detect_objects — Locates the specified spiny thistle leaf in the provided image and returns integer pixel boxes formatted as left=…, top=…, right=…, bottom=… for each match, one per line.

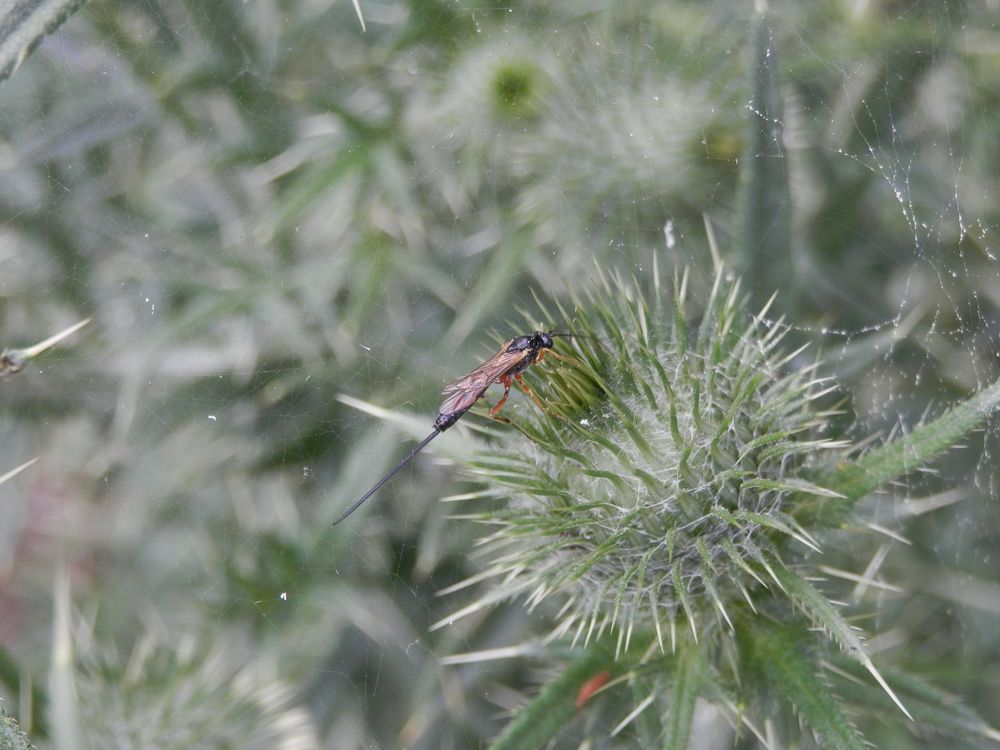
left=662, top=644, right=705, bottom=750
left=487, top=647, right=615, bottom=750
left=771, top=565, right=911, bottom=719
left=743, top=622, right=867, bottom=750
left=826, top=656, right=1000, bottom=743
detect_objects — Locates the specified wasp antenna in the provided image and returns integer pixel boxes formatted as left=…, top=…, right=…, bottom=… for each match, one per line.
left=332, top=429, right=441, bottom=526
left=549, top=331, right=602, bottom=342
left=548, top=330, right=612, bottom=355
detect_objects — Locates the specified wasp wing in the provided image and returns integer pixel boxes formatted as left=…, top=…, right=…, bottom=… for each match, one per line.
left=437, top=343, right=527, bottom=417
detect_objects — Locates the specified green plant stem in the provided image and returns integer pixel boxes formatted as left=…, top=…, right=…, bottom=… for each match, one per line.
left=735, top=10, right=792, bottom=312
left=801, top=376, right=1000, bottom=526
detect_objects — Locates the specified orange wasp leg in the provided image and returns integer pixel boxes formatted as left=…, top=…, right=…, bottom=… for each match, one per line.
left=512, top=346, right=580, bottom=418
left=489, top=343, right=577, bottom=422
left=489, top=374, right=513, bottom=416
left=536, top=347, right=573, bottom=364
left=513, top=372, right=547, bottom=412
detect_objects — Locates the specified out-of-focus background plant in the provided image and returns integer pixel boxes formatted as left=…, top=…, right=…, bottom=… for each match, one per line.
left=1, top=1, right=998, bottom=748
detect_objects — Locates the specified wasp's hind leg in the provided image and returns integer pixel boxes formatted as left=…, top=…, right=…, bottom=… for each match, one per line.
left=489, top=374, right=513, bottom=417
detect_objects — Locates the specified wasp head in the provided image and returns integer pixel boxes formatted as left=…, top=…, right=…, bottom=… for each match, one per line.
left=507, top=331, right=556, bottom=353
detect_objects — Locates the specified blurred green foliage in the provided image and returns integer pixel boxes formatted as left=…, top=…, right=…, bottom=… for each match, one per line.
left=0, top=0, right=998, bottom=748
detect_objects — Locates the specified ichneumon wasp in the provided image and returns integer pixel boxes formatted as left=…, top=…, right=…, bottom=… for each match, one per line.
left=332, top=331, right=574, bottom=526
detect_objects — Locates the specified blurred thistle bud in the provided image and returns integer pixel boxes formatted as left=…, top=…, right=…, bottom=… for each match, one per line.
left=75, top=633, right=317, bottom=749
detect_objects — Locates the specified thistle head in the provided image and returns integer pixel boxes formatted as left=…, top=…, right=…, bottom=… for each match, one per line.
left=449, top=268, right=841, bottom=649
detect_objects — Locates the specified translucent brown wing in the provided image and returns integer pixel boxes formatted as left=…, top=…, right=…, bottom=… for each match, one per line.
left=437, top=342, right=528, bottom=417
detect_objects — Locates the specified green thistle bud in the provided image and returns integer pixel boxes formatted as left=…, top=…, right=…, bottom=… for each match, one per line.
left=450, top=268, right=841, bottom=650
left=377, top=265, right=1000, bottom=743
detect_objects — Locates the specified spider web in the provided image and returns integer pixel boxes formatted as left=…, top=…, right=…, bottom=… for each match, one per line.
left=0, top=1, right=998, bottom=748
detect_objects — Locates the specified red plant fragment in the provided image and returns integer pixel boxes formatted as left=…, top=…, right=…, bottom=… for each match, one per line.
left=575, top=670, right=612, bottom=710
